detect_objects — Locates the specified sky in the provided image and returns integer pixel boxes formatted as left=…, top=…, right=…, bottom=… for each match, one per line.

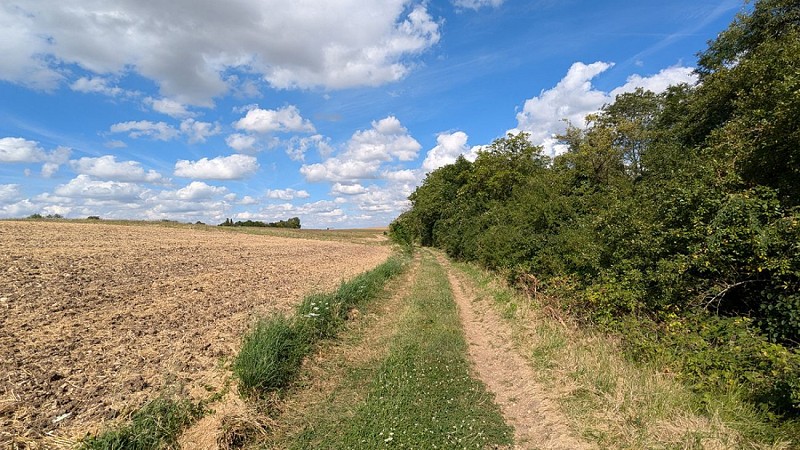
left=0, top=0, right=743, bottom=228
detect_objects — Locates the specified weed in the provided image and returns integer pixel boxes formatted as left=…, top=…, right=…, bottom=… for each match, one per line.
left=80, top=396, right=204, bottom=450
left=234, top=256, right=406, bottom=397
left=234, top=316, right=311, bottom=396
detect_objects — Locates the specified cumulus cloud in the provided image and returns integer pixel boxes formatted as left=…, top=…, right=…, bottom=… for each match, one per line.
left=0, top=4, right=62, bottom=90
left=70, top=155, right=167, bottom=183
left=511, top=62, right=697, bottom=157
left=422, top=131, right=480, bottom=172
left=265, top=188, right=310, bottom=200
left=610, top=66, right=696, bottom=97
left=0, top=137, right=48, bottom=163
left=180, top=119, right=222, bottom=143
left=0, top=1, right=441, bottom=104
left=110, top=120, right=180, bottom=141
left=0, top=184, right=22, bottom=204
left=70, top=76, right=127, bottom=97
left=171, top=181, right=228, bottom=200
left=347, top=116, right=421, bottom=162
left=285, top=134, right=333, bottom=161
left=174, top=154, right=259, bottom=180
left=301, top=159, right=382, bottom=183
left=234, top=105, right=315, bottom=134
left=300, top=115, right=420, bottom=183
left=331, top=182, right=367, bottom=195
left=147, top=97, right=193, bottom=118
left=0, top=137, right=71, bottom=177
left=54, top=174, right=148, bottom=201
left=226, top=133, right=258, bottom=153
left=239, top=195, right=258, bottom=205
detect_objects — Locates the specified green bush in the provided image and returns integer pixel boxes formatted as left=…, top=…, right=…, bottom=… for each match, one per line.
left=619, top=313, right=800, bottom=417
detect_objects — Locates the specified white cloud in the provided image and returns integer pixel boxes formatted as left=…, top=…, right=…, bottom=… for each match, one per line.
left=300, top=159, right=381, bottom=183
left=422, top=131, right=479, bottom=172
left=265, top=188, right=310, bottom=200
left=174, top=154, right=259, bottom=180
left=0, top=137, right=47, bottom=162
left=331, top=182, right=367, bottom=195
left=234, top=105, right=315, bottom=134
left=226, top=133, right=258, bottom=153
left=110, top=120, right=180, bottom=141
left=0, top=137, right=71, bottom=177
left=171, top=181, right=228, bottom=200
left=610, top=66, right=697, bottom=97
left=70, top=76, right=126, bottom=97
left=70, top=155, right=167, bottom=183
left=285, top=134, right=333, bottom=161
left=299, top=115, right=420, bottom=183
left=453, top=0, right=504, bottom=10
left=347, top=116, right=421, bottom=162
left=512, top=61, right=697, bottom=157
left=0, top=4, right=62, bottom=90
left=180, top=119, right=222, bottom=143
left=147, top=97, right=193, bottom=118
left=0, top=199, right=39, bottom=218
left=54, top=174, right=148, bottom=201
left=382, top=169, right=420, bottom=183
left=0, top=2, right=440, bottom=104
left=0, top=184, right=22, bottom=204
left=239, top=195, right=258, bottom=205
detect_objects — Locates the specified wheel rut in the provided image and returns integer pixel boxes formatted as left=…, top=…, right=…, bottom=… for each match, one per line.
left=436, top=253, right=593, bottom=450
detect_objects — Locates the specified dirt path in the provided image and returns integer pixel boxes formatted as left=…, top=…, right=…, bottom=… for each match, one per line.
left=438, top=254, right=593, bottom=450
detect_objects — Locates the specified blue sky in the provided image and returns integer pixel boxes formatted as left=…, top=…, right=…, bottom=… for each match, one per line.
left=0, top=0, right=742, bottom=228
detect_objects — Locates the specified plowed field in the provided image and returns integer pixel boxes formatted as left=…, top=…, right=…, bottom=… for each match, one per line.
left=0, top=221, right=390, bottom=447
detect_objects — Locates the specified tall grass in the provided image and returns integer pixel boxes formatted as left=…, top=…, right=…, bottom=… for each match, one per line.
left=80, top=396, right=204, bottom=450
left=234, top=256, right=406, bottom=397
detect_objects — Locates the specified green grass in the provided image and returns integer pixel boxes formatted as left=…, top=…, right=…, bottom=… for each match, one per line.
left=234, top=256, right=406, bottom=396
left=234, top=315, right=312, bottom=395
left=80, top=396, right=205, bottom=450
left=290, top=252, right=513, bottom=449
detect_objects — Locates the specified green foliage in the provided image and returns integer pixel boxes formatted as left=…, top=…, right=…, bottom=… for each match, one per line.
left=621, top=313, right=800, bottom=419
left=80, top=396, right=205, bottom=450
left=218, top=217, right=301, bottom=228
left=391, top=0, right=800, bottom=420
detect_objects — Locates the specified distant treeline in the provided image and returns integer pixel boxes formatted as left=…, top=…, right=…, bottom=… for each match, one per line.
left=218, top=217, right=301, bottom=229
left=392, top=0, right=799, bottom=422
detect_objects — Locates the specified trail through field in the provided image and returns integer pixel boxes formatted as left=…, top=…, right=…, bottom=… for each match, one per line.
left=438, top=254, right=593, bottom=450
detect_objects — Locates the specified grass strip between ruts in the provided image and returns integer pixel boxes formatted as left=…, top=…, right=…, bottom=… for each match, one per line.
left=290, top=250, right=513, bottom=449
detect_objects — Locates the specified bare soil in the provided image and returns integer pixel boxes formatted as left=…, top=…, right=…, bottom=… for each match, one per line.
left=0, top=221, right=390, bottom=447
left=439, top=254, right=593, bottom=450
